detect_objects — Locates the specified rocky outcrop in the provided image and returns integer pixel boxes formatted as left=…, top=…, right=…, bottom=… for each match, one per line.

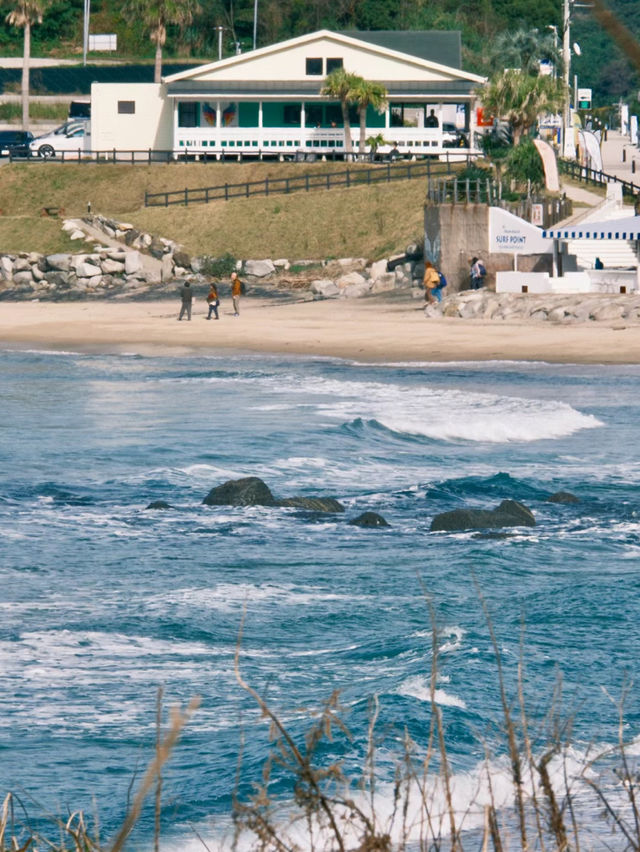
left=425, top=291, right=640, bottom=324
left=202, top=477, right=344, bottom=513
left=278, top=496, right=345, bottom=513
left=203, top=477, right=277, bottom=507
left=547, top=491, right=580, bottom=503
left=431, top=499, right=536, bottom=532
left=145, top=500, right=173, bottom=510
left=348, top=511, right=390, bottom=528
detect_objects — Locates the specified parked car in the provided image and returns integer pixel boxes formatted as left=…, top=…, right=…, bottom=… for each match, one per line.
left=29, top=120, right=91, bottom=159
left=0, top=130, right=34, bottom=157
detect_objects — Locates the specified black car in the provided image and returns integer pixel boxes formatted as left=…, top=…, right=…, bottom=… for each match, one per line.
left=0, top=130, right=34, bottom=157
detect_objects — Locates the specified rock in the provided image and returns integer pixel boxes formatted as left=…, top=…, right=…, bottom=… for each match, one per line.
left=0, top=256, right=13, bottom=281
left=75, top=261, right=102, bottom=278
left=44, top=270, right=70, bottom=288
left=124, top=251, right=143, bottom=275
left=69, top=229, right=86, bottom=240
left=311, top=279, right=339, bottom=298
left=369, top=259, right=388, bottom=281
left=278, top=496, right=345, bottom=513
left=244, top=259, right=276, bottom=277
left=337, top=271, right=366, bottom=289
left=342, top=282, right=371, bottom=299
left=46, top=253, right=72, bottom=272
left=124, top=228, right=141, bottom=246
left=145, top=500, right=172, bottom=510
left=161, top=254, right=173, bottom=282
left=431, top=499, right=536, bottom=532
left=371, top=273, right=396, bottom=293
left=32, top=265, right=44, bottom=282
left=173, top=250, right=191, bottom=269
left=348, top=511, right=390, bottom=528
left=101, top=259, right=125, bottom=274
left=273, top=258, right=289, bottom=269
left=13, top=257, right=31, bottom=272
left=203, top=476, right=277, bottom=507
left=547, top=491, right=580, bottom=504
left=149, top=238, right=167, bottom=259
left=12, top=270, right=34, bottom=286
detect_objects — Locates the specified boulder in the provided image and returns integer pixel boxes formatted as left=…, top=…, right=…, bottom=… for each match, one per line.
left=311, top=279, right=339, bottom=299
left=161, top=254, right=173, bottom=282
left=431, top=499, right=536, bottom=532
left=173, top=250, right=192, bottom=269
left=273, top=258, right=289, bottom=269
left=369, top=259, right=388, bottom=281
left=32, top=265, right=44, bottom=282
left=69, top=229, right=86, bottom=240
left=145, top=500, right=173, bottom=510
left=124, top=228, right=141, bottom=246
left=342, top=282, right=371, bottom=299
left=125, top=251, right=143, bottom=275
left=371, top=273, right=396, bottom=293
left=337, top=271, right=366, bottom=289
left=46, top=253, right=72, bottom=272
left=278, top=496, right=345, bottom=513
left=13, top=257, right=31, bottom=272
left=245, top=259, right=276, bottom=278
left=0, top=256, right=13, bottom=281
left=149, top=237, right=167, bottom=259
left=12, top=270, right=34, bottom=286
left=76, top=261, right=102, bottom=278
left=101, top=259, right=125, bottom=274
left=203, top=476, right=277, bottom=507
left=547, top=491, right=580, bottom=504
left=348, top=511, right=390, bottom=528
left=44, top=270, right=70, bottom=288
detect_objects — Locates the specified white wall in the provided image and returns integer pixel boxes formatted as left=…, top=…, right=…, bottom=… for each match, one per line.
left=91, top=83, right=173, bottom=151
left=180, top=35, right=477, bottom=84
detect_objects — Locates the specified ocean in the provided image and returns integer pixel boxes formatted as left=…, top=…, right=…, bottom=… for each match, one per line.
left=1, top=347, right=639, bottom=849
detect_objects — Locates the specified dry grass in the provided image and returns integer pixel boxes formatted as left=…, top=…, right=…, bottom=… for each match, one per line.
left=0, top=217, right=85, bottom=254
left=0, top=160, right=444, bottom=259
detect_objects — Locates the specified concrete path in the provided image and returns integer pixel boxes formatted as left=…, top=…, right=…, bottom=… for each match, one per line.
left=65, top=217, right=163, bottom=280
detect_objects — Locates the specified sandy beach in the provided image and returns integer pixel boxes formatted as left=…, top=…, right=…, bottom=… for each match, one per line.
left=1, top=295, right=640, bottom=363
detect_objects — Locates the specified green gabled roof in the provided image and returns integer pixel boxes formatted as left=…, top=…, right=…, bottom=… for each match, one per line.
left=340, top=30, right=462, bottom=69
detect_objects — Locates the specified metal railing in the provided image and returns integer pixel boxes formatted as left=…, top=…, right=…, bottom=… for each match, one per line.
left=559, top=159, right=640, bottom=198
left=143, top=157, right=467, bottom=207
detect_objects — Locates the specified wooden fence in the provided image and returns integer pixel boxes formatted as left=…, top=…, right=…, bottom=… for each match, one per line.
left=559, top=159, right=640, bottom=198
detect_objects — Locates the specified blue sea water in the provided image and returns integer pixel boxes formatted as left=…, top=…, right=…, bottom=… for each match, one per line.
left=1, top=348, right=640, bottom=849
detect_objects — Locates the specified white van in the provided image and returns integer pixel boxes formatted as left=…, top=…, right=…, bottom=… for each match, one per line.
left=29, top=120, right=91, bottom=159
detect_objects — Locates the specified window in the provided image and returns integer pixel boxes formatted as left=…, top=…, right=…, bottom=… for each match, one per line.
left=178, top=102, right=199, bottom=127
left=283, top=104, right=302, bottom=125
left=305, top=57, right=323, bottom=76
left=326, top=58, right=343, bottom=73
left=117, top=100, right=135, bottom=114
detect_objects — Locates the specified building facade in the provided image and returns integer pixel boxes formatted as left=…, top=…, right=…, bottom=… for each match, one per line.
left=92, top=29, right=485, bottom=160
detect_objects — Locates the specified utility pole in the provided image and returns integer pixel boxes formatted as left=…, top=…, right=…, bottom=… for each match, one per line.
left=82, top=0, right=90, bottom=66
left=215, top=25, right=223, bottom=60
left=253, top=0, right=258, bottom=50
left=562, top=0, right=576, bottom=158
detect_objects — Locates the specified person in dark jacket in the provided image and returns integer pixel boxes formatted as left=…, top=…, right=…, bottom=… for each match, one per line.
left=178, top=282, right=193, bottom=321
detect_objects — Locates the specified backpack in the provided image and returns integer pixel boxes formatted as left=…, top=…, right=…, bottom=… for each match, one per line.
left=438, top=271, right=447, bottom=288
left=478, top=262, right=486, bottom=278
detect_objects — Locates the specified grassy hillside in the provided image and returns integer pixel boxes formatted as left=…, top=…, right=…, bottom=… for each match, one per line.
left=0, top=161, right=444, bottom=259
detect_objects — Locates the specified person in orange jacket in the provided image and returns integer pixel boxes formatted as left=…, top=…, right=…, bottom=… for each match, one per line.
left=231, top=271, right=243, bottom=317
left=206, top=282, right=219, bottom=320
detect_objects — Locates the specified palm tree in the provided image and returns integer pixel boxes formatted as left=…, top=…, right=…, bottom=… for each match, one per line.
left=320, top=67, right=359, bottom=160
left=123, top=0, right=199, bottom=83
left=4, top=0, right=50, bottom=132
left=486, top=28, right=562, bottom=77
left=351, top=77, right=388, bottom=155
left=480, top=69, right=563, bottom=145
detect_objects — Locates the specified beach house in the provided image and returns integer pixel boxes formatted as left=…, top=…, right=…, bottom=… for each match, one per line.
left=90, top=29, right=485, bottom=160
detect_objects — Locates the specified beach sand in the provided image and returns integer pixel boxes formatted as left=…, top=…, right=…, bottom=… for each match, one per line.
left=1, top=295, right=639, bottom=363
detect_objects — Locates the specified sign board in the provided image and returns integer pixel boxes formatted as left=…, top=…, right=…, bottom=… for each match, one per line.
left=531, top=204, right=544, bottom=226
left=577, top=87, right=592, bottom=109
left=89, top=33, right=117, bottom=51
left=489, top=207, right=554, bottom=255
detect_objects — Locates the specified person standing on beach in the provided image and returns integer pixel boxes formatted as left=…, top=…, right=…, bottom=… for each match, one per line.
left=423, top=261, right=440, bottom=305
left=178, top=281, right=193, bottom=321
left=206, top=282, right=220, bottom=319
left=231, top=271, right=243, bottom=317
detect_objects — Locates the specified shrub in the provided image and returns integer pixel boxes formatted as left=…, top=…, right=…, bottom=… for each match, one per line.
left=199, top=252, right=236, bottom=278
left=505, top=137, right=545, bottom=189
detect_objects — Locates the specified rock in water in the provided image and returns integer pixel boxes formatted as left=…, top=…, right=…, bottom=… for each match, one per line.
left=348, top=511, right=390, bottom=528
left=547, top=491, right=580, bottom=504
left=278, top=496, right=345, bottom=513
left=203, top=477, right=277, bottom=507
left=430, top=499, right=536, bottom=532
left=145, top=500, right=172, bottom=510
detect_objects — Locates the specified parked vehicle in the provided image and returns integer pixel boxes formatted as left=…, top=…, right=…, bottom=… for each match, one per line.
left=0, top=130, right=34, bottom=157
left=29, top=120, right=91, bottom=159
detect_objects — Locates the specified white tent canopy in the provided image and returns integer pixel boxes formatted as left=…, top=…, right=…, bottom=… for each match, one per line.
left=543, top=215, right=640, bottom=241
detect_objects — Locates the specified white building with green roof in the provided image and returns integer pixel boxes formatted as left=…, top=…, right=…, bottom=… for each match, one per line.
left=91, top=29, right=485, bottom=160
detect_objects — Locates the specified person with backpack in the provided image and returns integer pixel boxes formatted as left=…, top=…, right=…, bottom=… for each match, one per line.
left=423, top=261, right=440, bottom=305
left=470, top=257, right=487, bottom=290
left=206, top=282, right=220, bottom=320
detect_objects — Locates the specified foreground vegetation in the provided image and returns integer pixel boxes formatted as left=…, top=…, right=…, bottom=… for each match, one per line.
left=0, top=160, right=448, bottom=258
left=3, top=600, right=640, bottom=852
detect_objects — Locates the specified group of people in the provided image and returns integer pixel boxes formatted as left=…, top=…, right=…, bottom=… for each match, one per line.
left=422, top=256, right=487, bottom=306
left=178, top=271, right=244, bottom=321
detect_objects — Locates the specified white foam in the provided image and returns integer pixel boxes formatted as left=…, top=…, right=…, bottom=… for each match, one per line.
left=396, top=674, right=467, bottom=709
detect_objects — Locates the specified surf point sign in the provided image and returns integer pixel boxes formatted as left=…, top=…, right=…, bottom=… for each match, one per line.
left=489, top=207, right=554, bottom=262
